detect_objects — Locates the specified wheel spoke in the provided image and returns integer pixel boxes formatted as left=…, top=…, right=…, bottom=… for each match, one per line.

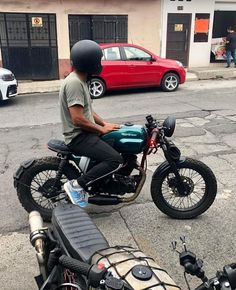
left=29, top=170, right=68, bottom=209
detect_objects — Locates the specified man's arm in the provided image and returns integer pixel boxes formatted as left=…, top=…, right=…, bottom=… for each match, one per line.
left=93, top=111, right=106, bottom=126
left=93, top=110, right=121, bottom=129
left=69, top=106, right=119, bottom=134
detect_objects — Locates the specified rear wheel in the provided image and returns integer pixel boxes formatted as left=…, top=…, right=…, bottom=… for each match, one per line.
left=161, top=72, right=180, bottom=92
left=16, top=157, right=79, bottom=221
left=89, top=78, right=106, bottom=99
left=151, top=158, right=217, bottom=219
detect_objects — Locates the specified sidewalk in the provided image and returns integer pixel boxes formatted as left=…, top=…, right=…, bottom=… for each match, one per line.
left=17, top=65, right=236, bottom=95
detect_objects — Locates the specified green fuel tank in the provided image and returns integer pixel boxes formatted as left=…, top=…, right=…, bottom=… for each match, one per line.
left=102, top=124, right=148, bottom=154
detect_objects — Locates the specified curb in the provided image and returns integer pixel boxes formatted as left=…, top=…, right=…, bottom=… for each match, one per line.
left=18, top=80, right=62, bottom=95
left=17, top=74, right=199, bottom=95
left=188, top=68, right=236, bottom=80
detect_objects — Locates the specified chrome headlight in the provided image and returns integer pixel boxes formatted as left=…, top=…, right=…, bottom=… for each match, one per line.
left=176, top=61, right=183, bottom=67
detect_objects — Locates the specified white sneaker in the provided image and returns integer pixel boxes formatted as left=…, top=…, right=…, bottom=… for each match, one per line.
left=64, top=180, right=88, bottom=207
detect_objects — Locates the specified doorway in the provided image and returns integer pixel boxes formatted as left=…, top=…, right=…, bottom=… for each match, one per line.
left=166, top=13, right=191, bottom=67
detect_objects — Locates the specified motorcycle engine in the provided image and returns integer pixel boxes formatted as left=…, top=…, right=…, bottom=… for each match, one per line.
left=102, top=174, right=137, bottom=195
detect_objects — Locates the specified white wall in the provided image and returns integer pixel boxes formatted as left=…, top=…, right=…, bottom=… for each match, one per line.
left=161, top=0, right=215, bottom=67
left=0, top=0, right=161, bottom=77
left=215, top=0, right=236, bottom=10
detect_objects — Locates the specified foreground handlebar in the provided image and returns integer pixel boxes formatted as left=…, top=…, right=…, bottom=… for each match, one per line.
left=193, top=264, right=236, bottom=290
left=59, top=255, right=107, bottom=288
left=59, top=255, right=91, bottom=276
left=178, top=242, right=236, bottom=290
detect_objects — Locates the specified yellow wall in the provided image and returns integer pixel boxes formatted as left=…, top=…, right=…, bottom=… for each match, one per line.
left=0, top=0, right=161, bottom=78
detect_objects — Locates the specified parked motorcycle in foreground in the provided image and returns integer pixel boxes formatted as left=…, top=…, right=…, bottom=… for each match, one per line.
left=29, top=205, right=236, bottom=290
left=15, top=114, right=217, bottom=221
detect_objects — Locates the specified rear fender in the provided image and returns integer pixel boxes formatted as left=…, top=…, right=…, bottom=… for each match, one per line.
left=13, top=159, right=35, bottom=187
left=152, top=156, right=186, bottom=180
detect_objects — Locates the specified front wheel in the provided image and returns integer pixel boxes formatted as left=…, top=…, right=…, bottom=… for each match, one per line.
left=151, top=158, right=217, bottom=219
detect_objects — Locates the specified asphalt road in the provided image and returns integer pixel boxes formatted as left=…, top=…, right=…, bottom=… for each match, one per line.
left=0, top=79, right=236, bottom=290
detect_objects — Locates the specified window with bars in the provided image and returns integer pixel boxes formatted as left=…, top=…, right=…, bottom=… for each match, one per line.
left=69, top=15, right=128, bottom=48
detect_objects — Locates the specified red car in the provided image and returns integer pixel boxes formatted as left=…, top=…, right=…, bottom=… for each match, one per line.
left=89, top=43, right=186, bottom=98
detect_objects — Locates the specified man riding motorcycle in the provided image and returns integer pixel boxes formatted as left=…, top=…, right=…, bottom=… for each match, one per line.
left=59, top=40, right=123, bottom=207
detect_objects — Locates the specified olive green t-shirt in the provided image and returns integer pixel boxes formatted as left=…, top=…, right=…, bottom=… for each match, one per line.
left=59, top=72, right=95, bottom=144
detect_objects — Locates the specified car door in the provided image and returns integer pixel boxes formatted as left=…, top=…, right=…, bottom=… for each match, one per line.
left=122, top=46, right=159, bottom=86
left=100, top=46, right=128, bottom=88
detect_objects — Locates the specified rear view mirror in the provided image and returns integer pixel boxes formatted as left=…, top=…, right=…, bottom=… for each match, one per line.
left=163, top=116, right=176, bottom=137
left=150, top=57, right=156, bottom=62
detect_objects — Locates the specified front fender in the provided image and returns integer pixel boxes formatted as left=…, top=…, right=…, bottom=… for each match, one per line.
left=152, top=156, right=186, bottom=180
left=13, top=159, right=35, bottom=187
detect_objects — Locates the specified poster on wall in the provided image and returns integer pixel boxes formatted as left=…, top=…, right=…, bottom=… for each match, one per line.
left=194, top=13, right=210, bottom=42
left=211, top=37, right=227, bottom=60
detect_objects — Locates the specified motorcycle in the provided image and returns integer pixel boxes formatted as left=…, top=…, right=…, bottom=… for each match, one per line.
left=14, top=114, right=217, bottom=221
left=29, top=204, right=236, bottom=290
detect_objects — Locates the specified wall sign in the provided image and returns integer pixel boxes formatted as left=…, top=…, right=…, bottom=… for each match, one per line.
left=194, top=13, right=210, bottom=42
left=175, top=24, right=183, bottom=31
left=32, top=17, right=43, bottom=27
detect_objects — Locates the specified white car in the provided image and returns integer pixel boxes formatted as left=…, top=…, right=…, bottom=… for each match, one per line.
left=0, top=68, right=17, bottom=101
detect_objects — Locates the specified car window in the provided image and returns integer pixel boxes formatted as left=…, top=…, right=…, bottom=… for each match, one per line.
left=123, top=46, right=151, bottom=61
left=102, top=47, right=121, bottom=61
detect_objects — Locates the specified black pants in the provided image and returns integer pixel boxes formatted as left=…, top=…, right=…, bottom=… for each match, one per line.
left=68, top=132, right=123, bottom=189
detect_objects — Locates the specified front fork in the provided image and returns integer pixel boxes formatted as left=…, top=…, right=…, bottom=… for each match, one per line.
left=161, top=142, right=187, bottom=196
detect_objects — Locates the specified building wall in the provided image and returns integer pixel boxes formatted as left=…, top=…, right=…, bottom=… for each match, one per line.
left=161, top=0, right=215, bottom=67
left=215, top=0, right=236, bottom=10
left=0, top=0, right=161, bottom=79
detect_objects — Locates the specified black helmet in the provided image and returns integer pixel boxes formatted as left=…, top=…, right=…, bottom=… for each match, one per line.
left=70, top=40, right=103, bottom=75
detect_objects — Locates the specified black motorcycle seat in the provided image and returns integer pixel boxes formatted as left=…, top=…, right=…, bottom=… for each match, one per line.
left=47, top=139, right=71, bottom=154
left=52, top=204, right=109, bottom=263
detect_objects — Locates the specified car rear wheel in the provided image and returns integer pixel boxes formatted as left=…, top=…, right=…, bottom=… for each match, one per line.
left=89, top=78, right=106, bottom=99
left=161, top=72, right=180, bottom=92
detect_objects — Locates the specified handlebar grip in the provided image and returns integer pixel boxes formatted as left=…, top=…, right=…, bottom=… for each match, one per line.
left=149, top=128, right=159, bottom=147
left=59, top=255, right=91, bottom=276
left=151, top=129, right=158, bottom=141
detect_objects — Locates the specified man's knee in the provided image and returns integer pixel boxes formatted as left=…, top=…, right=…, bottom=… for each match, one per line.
left=109, top=154, right=123, bottom=169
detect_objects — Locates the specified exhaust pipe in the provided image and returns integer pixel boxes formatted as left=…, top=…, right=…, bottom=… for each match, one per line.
left=29, top=211, right=43, bottom=241
left=29, top=211, right=45, bottom=247
left=29, top=211, right=47, bottom=280
left=88, top=196, right=121, bottom=205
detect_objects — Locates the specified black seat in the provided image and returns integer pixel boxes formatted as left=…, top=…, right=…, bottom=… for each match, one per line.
left=52, top=204, right=109, bottom=263
left=47, top=139, right=71, bottom=154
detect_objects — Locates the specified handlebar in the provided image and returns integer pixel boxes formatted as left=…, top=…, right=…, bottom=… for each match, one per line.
left=59, top=255, right=107, bottom=288
left=59, top=255, right=126, bottom=289
left=149, top=128, right=159, bottom=148
left=179, top=248, right=236, bottom=290
left=59, top=255, right=91, bottom=277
